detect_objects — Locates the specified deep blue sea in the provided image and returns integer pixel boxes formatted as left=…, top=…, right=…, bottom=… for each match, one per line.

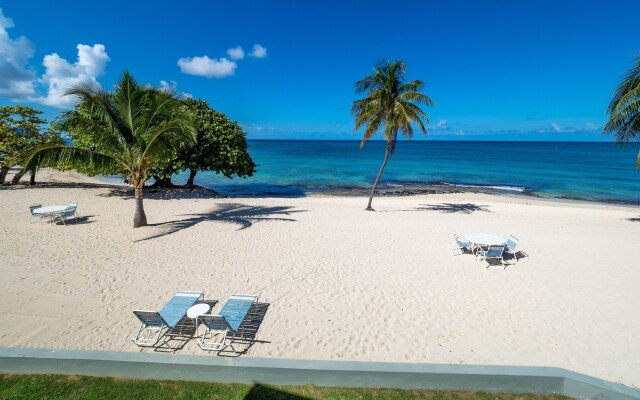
left=167, top=140, right=640, bottom=204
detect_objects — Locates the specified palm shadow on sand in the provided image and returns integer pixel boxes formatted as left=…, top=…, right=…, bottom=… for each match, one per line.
left=136, top=203, right=305, bottom=242
left=416, top=203, right=492, bottom=214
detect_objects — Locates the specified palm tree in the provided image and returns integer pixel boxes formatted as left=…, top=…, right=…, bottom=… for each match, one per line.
left=20, top=70, right=196, bottom=227
left=603, top=53, right=640, bottom=168
left=352, top=60, right=434, bottom=211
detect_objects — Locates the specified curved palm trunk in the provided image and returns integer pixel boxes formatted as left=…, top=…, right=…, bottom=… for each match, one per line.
left=366, top=141, right=392, bottom=211
left=11, top=169, right=25, bottom=184
left=133, top=188, right=147, bottom=228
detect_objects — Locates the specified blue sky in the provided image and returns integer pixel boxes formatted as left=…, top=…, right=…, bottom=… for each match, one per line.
left=0, top=0, right=638, bottom=141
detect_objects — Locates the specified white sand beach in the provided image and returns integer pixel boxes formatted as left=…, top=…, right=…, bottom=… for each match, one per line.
left=1, top=170, right=639, bottom=387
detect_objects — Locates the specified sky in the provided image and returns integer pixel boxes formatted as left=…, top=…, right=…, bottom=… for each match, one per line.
left=0, top=0, right=638, bottom=141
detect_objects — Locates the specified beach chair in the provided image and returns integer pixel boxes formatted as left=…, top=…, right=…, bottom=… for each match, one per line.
left=452, top=234, right=472, bottom=255
left=132, top=290, right=204, bottom=347
left=476, top=245, right=506, bottom=268
left=198, top=294, right=257, bottom=352
left=504, top=234, right=519, bottom=263
left=52, top=205, right=79, bottom=225
left=68, top=201, right=80, bottom=218
left=29, top=204, right=42, bottom=223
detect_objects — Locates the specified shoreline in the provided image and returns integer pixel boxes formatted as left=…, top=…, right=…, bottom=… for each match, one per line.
left=37, top=169, right=640, bottom=210
left=5, top=168, right=639, bottom=212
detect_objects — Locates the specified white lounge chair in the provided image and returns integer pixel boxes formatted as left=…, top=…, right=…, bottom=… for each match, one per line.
left=452, top=234, right=473, bottom=255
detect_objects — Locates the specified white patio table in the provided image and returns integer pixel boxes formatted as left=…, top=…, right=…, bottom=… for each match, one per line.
left=33, top=205, right=68, bottom=223
left=466, top=233, right=506, bottom=247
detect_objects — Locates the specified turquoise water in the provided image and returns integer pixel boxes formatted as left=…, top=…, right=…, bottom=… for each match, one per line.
left=168, top=140, right=640, bottom=204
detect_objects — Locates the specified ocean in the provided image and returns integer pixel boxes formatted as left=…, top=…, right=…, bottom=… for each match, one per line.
left=167, top=140, right=640, bottom=204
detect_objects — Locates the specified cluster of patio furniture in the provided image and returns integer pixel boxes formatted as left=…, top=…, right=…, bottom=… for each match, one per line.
left=29, top=201, right=79, bottom=225
left=453, top=233, right=520, bottom=268
left=132, top=291, right=261, bottom=354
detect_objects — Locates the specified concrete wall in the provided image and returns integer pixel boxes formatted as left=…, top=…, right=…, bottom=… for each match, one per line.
left=0, top=348, right=638, bottom=400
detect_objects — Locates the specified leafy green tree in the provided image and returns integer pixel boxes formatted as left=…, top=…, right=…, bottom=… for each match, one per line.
left=603, top=53, right=640, bottom=168
left=352, top=60, right=434, bottom=210
left=149, top=99, right=256, bottom=186
left=181, top=99, right=256, bottom=185
left=20, top=70, right=196, bottom=227
left=0, top=106, right=59, bottom=184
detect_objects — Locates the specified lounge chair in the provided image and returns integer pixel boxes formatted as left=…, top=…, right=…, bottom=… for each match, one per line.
left=132, top=290, right=204, bottom=347
left=504, top=234, right=519, bottom=263
left=198, top=294, right=257, bottom=352
left=476, top=244, right=506, bottom=268
left=29, top=204, right=42, bottom=223
left=452, top=234, right=473, bottom=255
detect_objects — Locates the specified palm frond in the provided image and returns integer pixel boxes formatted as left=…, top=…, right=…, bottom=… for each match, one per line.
left=353, top=59, right=433, bottom=148
left=18, top=144, right=121, bottom=175
left=603, top=53, right=640, bottom=143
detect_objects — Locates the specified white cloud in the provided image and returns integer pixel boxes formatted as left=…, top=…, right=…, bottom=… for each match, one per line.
left=33, top=44, right=110, bottom=108
left=249, top=44, right=267, bottom=58
left=584, top=122, right=598, bottom=131
left=550, top=123, right=576, bottom=133
left=159, top=80, right=192, bottom=99
left=428, top=119, right=449, bottom=130
left=0, top=8, right=36, bottom=98
left=177, top=56, right=237, bottom=78
left=226, top=46, right=244, bottom=60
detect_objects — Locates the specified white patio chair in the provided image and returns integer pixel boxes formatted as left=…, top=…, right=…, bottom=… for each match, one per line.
left=52, top=205, right=78, bottom=225
left=476, top=244, right=506, bottom=269
left=504, top=234, right=519, bottom=263
left=29, top=204, right=42, bottom=223
left=452, top=234, right=473, bottom=255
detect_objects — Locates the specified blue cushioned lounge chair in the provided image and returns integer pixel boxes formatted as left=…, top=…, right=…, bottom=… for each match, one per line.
left=198, top=294, right=257, bottom=351
left=132, top=290, right=204, bottom=346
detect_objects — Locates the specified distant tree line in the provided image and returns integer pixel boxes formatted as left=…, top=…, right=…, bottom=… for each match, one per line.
left=0, top=106, right=64, bottom=184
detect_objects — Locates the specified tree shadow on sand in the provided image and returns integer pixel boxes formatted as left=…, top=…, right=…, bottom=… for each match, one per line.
left=136, top=203, right=305, bottom=242
left=414, top=203, right=492, bottom=214
left=99, top=185, right=224, bottom=201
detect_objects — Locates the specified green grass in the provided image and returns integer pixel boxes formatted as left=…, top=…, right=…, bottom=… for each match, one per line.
left=0, top=374, right=572, bottom=400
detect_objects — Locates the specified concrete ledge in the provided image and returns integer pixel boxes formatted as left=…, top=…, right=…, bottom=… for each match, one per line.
left=0, top=347, right=638, bottom=399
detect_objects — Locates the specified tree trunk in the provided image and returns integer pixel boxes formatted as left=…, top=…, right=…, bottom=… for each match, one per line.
left=151, top=176, right=174, bottom=188
left=29, top=171, right=36, bottom=186
left=0, top=166, right=9, bottom=184
left=11, top=169, right=25, bottom=184
left=366, top=141, right=392, bottom=211
left=133, top=188, right=148, bottom=228
left=187, top=169, right=197, bottom=186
